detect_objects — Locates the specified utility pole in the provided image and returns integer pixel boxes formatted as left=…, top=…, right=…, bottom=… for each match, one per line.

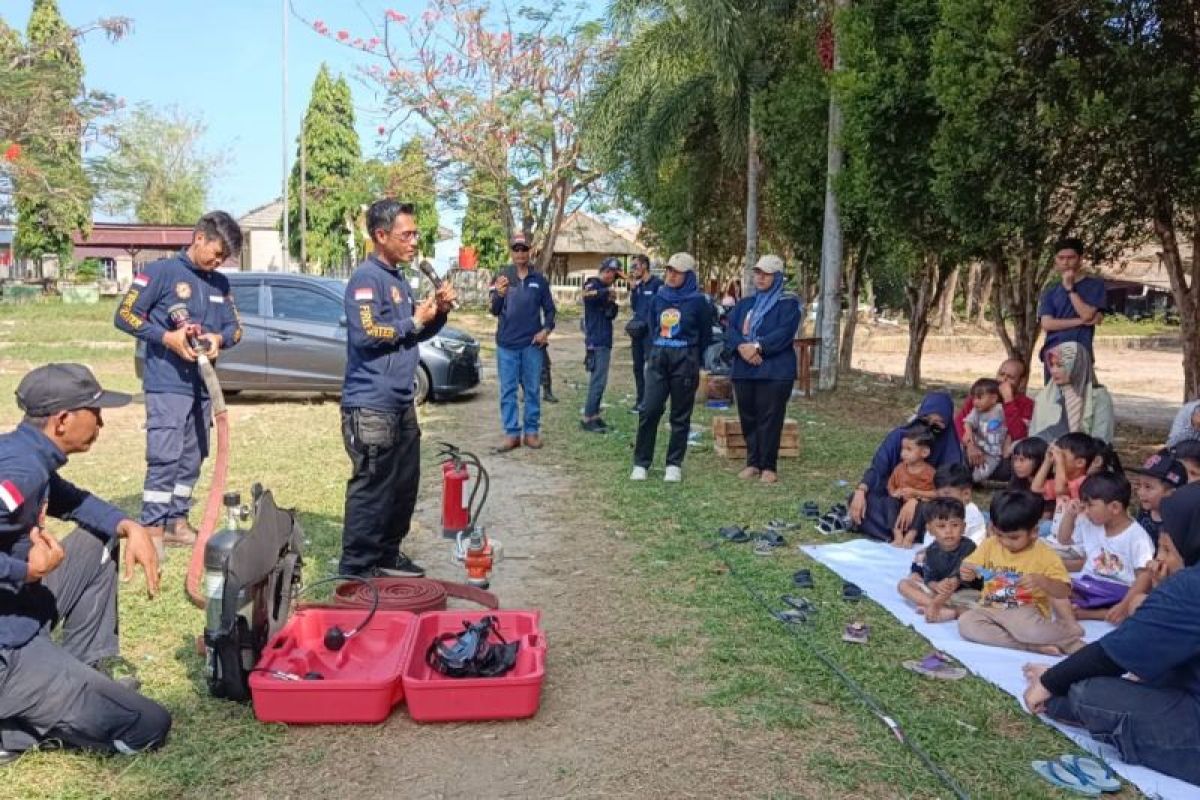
left=299, top=128, right=308, bottom=271
left=816, top=0, right=848, bottom=391
left=281, top=0, right=290, bottom=272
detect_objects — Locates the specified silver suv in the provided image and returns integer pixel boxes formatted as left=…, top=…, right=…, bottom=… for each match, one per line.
left=134, top=272, right=481, bottom=404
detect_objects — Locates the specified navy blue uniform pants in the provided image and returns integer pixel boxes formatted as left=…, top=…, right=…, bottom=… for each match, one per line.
left=140, top=391, right=210, bottom=528
left=634, top=346, right=700, bottom=469
left=0, top=531, right=171, bottom=755
left=630, top=335, right=648, bottom=407
left=339, top=406, right=421, bottom=575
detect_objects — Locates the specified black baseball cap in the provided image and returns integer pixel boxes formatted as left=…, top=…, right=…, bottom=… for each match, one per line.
left=15, top=363, right=132, bottom=416
left=1128, top=448, right=1188, bottom=489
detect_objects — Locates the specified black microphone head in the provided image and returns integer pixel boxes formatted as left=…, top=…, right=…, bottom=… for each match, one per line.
left=417, top=260, right=442, bottom=286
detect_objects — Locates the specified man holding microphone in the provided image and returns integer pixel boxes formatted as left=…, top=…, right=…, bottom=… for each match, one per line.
left=339, top=199, right=456, bottom=579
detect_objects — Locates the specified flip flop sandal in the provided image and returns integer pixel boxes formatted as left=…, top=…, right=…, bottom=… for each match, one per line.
left=1059, top=755, right=1121, bottom=793
left=753, top=539, right=777, bottom=556
left=767, top=518, right=800, bottom=531
left=829, top=502, right=849, bottom=517
left=792, top=569, right=815, bottom=589
left=781, top=595, right=815, bottom=613
left=842, top=582, right=864, bottom=602
left=717, top=525, right=750, bottom=543
left=903, top=651, right=967, bottom=681
left=758, top=531, right=786, bottom=547
left=816, top=514, right=847, bottom=536
left=801, top=501, right=821, bottom=519
left=1032, top=760, right=1101, bottom=796
left=842, top=622, right=869, bottom=644
left=774, top=608, right=808, bottom=624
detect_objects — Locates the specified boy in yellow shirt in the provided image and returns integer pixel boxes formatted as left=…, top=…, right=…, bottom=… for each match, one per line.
left=958, top=489, right=1085, bottom=655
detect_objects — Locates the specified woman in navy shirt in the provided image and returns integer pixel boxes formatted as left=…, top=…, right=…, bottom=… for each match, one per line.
left=724, top=256, right=802, bottom=484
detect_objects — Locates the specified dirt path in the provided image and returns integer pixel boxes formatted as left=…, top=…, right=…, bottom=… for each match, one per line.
left=233, top=329, right=821, bottom=800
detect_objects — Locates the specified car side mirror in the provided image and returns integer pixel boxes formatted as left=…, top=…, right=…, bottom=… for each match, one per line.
left=338, top=315, right=348, bottom=327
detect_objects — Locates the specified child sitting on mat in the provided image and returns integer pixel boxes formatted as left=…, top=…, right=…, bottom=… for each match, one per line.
left=1057, top=472, right=1154, bottom=621
left=961, top=378, right=1010, bottom=483
left=1008, top=437, right=1048, bottom=493
left=922, top=463, right=987, bottom=546
left=888, top=426, right=937, bottom=548
left=898, top=497, right=977, bottom=622
left=1032, top=432, right=1100, bottom=545
left=958, top=490, right=1084, bottom=656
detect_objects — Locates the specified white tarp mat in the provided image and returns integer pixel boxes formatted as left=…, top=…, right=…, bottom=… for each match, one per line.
left=801, top=538, right=1196, bottom=800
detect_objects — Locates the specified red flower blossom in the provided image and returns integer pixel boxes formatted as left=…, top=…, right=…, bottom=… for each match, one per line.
left=337, top=30, right=349, bottom=41
left=377, top=125, right=387, bottom=135
left=3, top=143, right=20, bottom=162
left=386, top=9, right=407, bottom=23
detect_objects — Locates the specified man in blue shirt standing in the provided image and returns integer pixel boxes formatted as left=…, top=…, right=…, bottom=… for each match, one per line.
left=340, top=199, right=456, bottom=579
left=114, top=211, right=243, bottom=553
left=1038, top=237, right=1106, bottom=382
left=489, top=233, right=557, bottom=452
left=580, top=257, right=622, bottom=433
left=626, top=254, right=662, bottom=414
left=0, top=364, right=168, bottom=762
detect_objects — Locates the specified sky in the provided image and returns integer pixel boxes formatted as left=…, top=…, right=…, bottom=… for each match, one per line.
left=7, top=0, right=604, bottom=227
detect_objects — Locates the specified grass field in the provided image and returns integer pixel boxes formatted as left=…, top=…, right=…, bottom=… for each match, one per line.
left=0, top=302, right=1150, bottom=799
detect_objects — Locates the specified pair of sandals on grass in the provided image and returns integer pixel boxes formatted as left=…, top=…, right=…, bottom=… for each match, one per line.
left=801, top=500, right=852, bottom=536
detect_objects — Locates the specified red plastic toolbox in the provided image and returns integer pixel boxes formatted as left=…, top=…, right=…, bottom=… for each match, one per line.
left=250, top=607, right=416, bottom=724
left=402, top=610, right=546, bottom=722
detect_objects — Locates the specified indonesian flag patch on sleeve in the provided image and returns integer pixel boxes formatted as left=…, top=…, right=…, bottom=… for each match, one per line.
left=354, top=287, right=374, bottom=302
left=132, top=273, right=150, bottom=287
left=0, top=479, right=24, bottom=513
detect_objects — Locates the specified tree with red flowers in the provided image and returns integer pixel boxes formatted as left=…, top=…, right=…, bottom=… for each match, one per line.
left=0, top=3, right=128, bottom=260
left=300, top=0, right=617, bottom=274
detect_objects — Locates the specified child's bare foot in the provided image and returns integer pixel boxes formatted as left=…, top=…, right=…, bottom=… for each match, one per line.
left=1023, top=663, right=1050, bottom=681
left=926, top=607, right=958, bottom=623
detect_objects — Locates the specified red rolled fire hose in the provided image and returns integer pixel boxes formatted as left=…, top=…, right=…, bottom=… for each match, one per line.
left=334, top=578, right=499, bottom=613
left=185, top=351, right=229, bottom=608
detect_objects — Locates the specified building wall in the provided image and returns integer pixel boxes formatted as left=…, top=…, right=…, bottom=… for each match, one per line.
left=244, top=229, right=296, bottom=272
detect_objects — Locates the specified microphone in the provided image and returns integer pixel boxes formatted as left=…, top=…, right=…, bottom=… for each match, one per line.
left=417, top=260, right=460, bottom=310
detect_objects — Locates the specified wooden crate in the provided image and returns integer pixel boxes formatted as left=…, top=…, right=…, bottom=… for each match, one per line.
left=712, top=416, right=800, bottom=438
left=718, top=432, right=800, bottom=449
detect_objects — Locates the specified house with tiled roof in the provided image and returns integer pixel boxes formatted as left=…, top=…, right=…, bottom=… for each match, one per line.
left=238, top=198, right=298, bottom=272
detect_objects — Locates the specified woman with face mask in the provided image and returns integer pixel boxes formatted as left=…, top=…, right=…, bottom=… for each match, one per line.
left=846, top=392, right=963, bottom=541
left=1022, top=482, right=1200, bottom=789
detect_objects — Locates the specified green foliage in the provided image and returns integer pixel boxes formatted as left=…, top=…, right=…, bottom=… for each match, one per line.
left=287, top=64, right=364, bottom=273
left=73, top=257, right=102, bottom=281
left=89, top=104, right=221, bottom=224
left=461, top=168, right=507, bottom=270
left=12, top=0, right=92, bottom=260
left=361, top=138, right=440, bottom=256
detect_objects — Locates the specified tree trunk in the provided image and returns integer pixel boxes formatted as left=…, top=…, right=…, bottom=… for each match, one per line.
left=964, top=261, right=980, bottom=321
left=904, top=253, right=956, bottom=388
left=937, top=265, right=959, bottom=332
left=816, top=6, right=847, bottom=392
left=1153, top=202, right=1200, bottom=401
left=976, top=262, right=994, bottom=327
left=840, top=237, right=868, bottom=372
left=743, top=110, right=760, bottom=297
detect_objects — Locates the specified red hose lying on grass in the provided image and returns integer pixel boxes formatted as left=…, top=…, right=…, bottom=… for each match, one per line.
left=186, top=351, right=229, bottom=608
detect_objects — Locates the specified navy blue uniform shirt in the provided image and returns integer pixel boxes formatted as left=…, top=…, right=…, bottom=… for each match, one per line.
left=630, top=275, right=664, bottom=327
left=0, top=423, right=126, bottom=648
left=342, top=255, right=446, bottom=412
left=725, top=295, right=803, bottom=381
left=1038, top=276, right=1106, bottom=359
left=489, top=265, right=557, bottom=349
left=114, top=251, right=243, bottom=397
left=582, top=276, right=616, bottom=349
left=648, top=291, right=713, bottom=351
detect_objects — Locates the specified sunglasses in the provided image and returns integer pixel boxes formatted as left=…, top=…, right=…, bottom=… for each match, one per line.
left=511, top=245, right=529, bottom=252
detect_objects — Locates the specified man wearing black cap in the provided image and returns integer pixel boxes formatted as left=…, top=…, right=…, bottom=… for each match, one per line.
left=114, top=211, right=244, bottom=552
left=1038, top=237, right=1106, bottom=381
left=489, top=233, right=557, bottom=451
left=580, top=257, right=622, bottom=432
left=0, top=364, right=169, bottom=763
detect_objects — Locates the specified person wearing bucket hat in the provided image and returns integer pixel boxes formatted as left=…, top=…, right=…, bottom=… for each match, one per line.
left=0, top=363, right=170, bottom=763
left=490, top=232, right=557, bottom=451
left=580, top=257, right=623, bottom=433
left=724, top=255, right=802, bottom=484
left=630, top=252, right=713, bottom=483
left=626, top=254, right=662, bottom=413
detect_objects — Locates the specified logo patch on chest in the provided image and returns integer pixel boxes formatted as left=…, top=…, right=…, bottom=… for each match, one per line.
left=659, top=308, right=681, bottom=338
left=175, top=282, right=192, bottom=300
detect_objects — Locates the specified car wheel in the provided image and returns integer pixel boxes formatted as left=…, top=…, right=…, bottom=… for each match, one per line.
left=415, top=365, right=431, bottom=405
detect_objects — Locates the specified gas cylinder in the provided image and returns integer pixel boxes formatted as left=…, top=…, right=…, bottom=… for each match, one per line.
left=442, top=459, right=471, bottom=538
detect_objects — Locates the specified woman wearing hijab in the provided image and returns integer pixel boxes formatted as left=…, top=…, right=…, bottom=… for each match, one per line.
left=724, top=256, right=803, bottom=485
left=1168, top=400, right=1200, bottom=449
left=847, top=392, right=963, bottom=541
left=630, top=253, right=713, bottom=484
left=1030, top=342, right=1115, bottom=443
left=1022, top=482, right=1200, bottom=787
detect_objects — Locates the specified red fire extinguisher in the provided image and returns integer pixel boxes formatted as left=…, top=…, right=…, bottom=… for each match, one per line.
left=437, top=443, right=487, bottom=540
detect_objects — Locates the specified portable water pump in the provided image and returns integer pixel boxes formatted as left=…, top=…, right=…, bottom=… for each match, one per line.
left=437, top=443, right=499, bottom=588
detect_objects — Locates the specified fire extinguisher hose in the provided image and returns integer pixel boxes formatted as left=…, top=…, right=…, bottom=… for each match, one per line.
left=184, top=351, right=229, bottom=608
left=333, top=577, right=499, bottom=613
